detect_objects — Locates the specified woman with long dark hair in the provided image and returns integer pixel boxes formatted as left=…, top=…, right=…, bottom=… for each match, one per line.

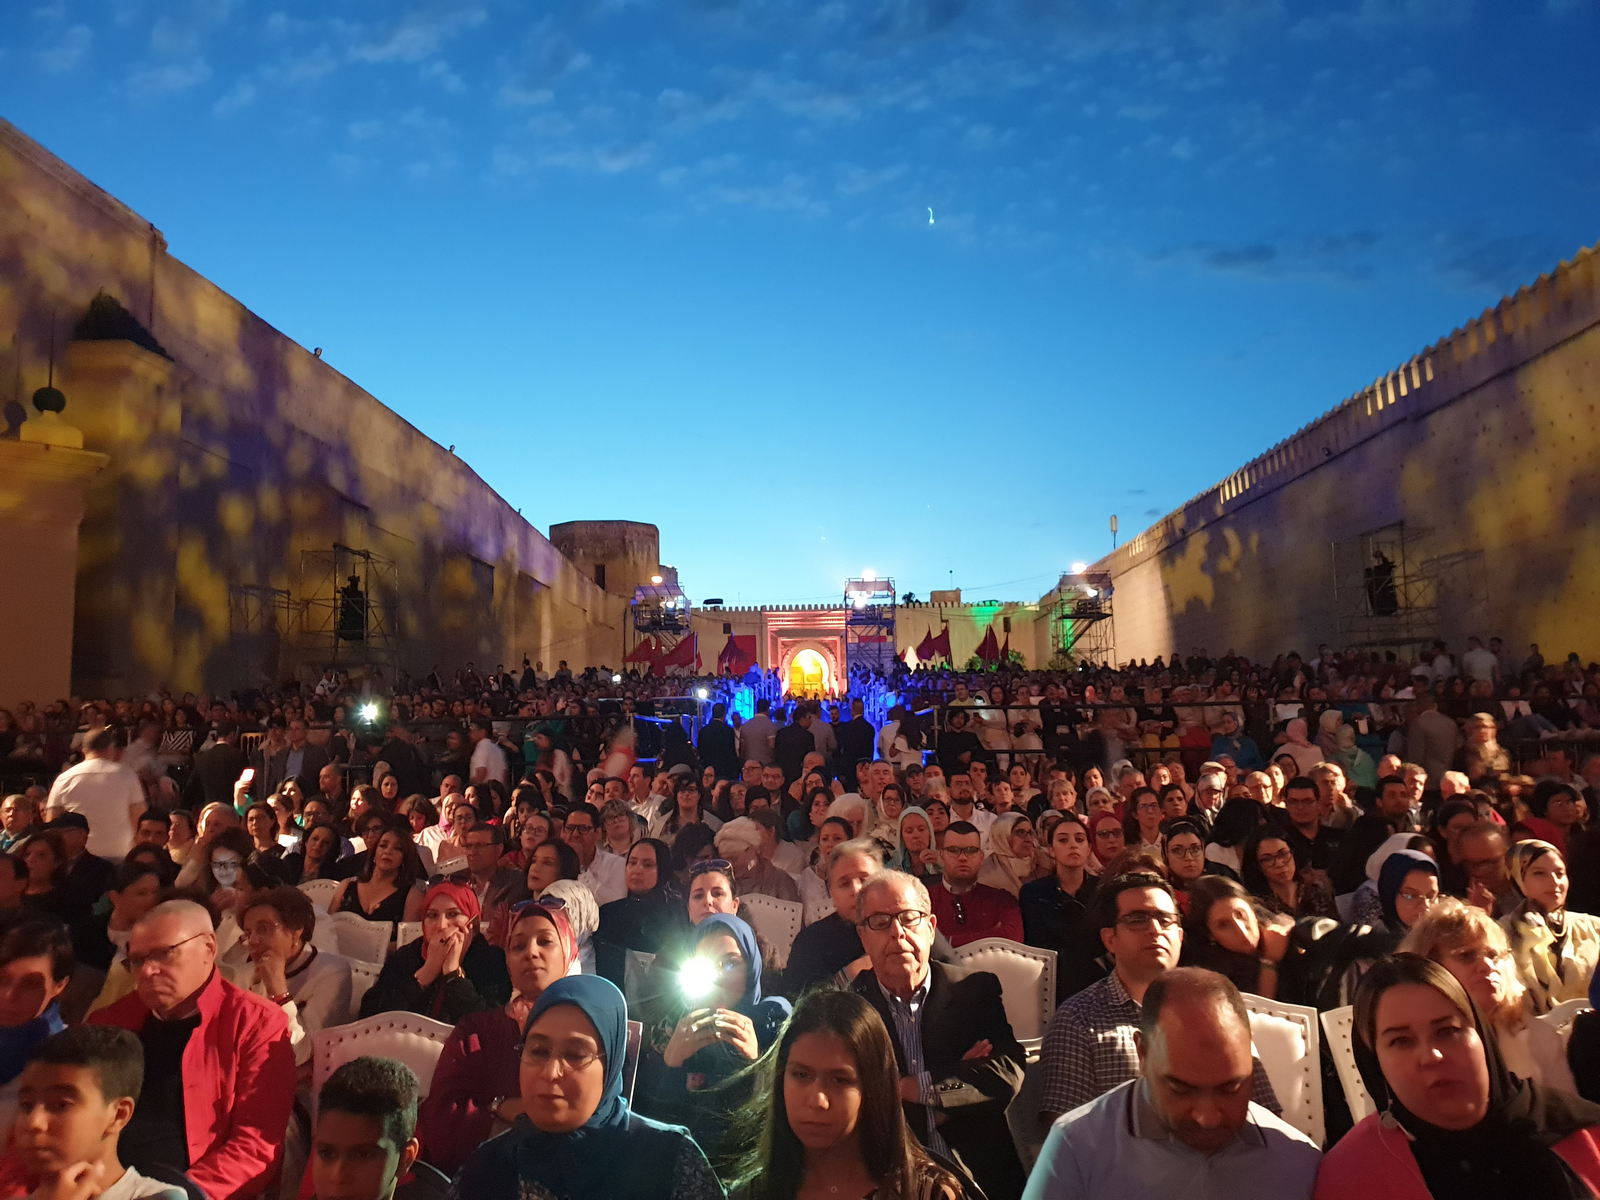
left=733, top=989, right=963, bottom=1200
left=1242, top=827, right=1336, bottom=919
left=595, top=838, right=681, bottom=986
left=329, top=824, right=425, bottom=924
left=1315, top=952, right=1600, bottom=1200
left=1180, top=875, right=1291, bottom=999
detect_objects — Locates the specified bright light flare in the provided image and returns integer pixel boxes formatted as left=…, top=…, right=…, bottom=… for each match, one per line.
left=1071, top=561, right=1088, bottom=574
left=679, top=956, right=719, bottom=1002
left=359, top=702, right=380, bottom=723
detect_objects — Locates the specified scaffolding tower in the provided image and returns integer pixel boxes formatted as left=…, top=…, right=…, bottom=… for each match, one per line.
left=296, top=544, right=400, bottom=678
left=628, top=578, right=692, bottom=670
left=228, top=584, right=293, bottom=684
left=1051, top=571, right=1115, bottom=665
left=844, top=576, right=897, bottom=676
left=1330, top=523, right=1487, bottom=651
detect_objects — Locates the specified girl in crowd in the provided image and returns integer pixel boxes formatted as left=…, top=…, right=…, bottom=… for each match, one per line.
left=1180, top=875, right=1292, bottom=999
left=449, top=976, right=725, bottom=1200
left=397, top=795, right=439, bottom=839
left=487, top=840, right=583, bottom=946
left=895, top=808, right=940, bottom=885
left=166, top=810, right=197, bottom=866
left=647, top=914, right=792, bottom=1160
left=420, top=897, right=578, bottom=1175
left=1315, top=953, right=1600, bottom=1200
left=1502, top=839, right=1600, bottom=1013
left=283, top=820, right=342, bottom=884
left=735, top=988, right=965, bottom=1200
left=595, top=839, right=681, bottom=987
left=1162, top=819, right=1208, bottom=915
left=243, top=803, right=285, bottom=870
left=76, top=860, right=163, bottom=979
left=360, top=881, right=510, bottom=1022
left=798, top=818, right=853, bottom=925
left=979, top=813, right=1048, bottom=896
left=503, top=811, right=554, bottom=870
left=1242, top=828, right=1337, bottom=920
left=1123, top=787, right=1165, bottom=858
left=1352, top=835, right=1440, bottom=928
left=1020, top=813, right=1100, bottom=1003
left=16, top=833, right=89, bottom=935
left=1086, top=811, right=1126, bottom=871
left=653, top=779, right=722, bottom=846
left=230, top=886, right=355, bottom=1065
left=1514, top=782, right=1585, bottom=857
left=1372, top=848, right=1443, bottom=939
left=1402, top=897, right=1577, bottom=1093
left=600, top=799, right=641, bottom=859
left=329, top=825, right=426, bottom=924
left=1203, top=796, right=1266, bottom=880
left=924, top=800, right=951, bottom=847
left=267, top=788, right=302, bottom=852
left=0, top=921, right=71, bottom=1129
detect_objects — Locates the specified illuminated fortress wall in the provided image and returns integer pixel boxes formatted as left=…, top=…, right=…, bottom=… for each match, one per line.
left=1093, top=244, right=1600, bottom=663
left=0, top=120, right=630, bottom=697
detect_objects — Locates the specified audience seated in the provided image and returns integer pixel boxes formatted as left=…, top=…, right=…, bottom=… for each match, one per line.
left=927, top=822, right=1023, bottom=947
left=90, top=899, right=295, bottom=1200
left=310, top=1057, right=421, bottom=1200
left=1502, top=839, right=1600, bottom=1013
left=0, top=922, right=72, bottom=1130
left=223, top=887, right=354, bottom=1066
left=1026, top=969, right=1321, bottom=1200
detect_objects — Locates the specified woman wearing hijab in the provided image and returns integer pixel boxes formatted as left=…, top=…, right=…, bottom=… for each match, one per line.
left=642, top=913, right=792, bottom=1163
left=1351, top=834, right=1438, bottom=928
left=420, top=898, right=578, bottom=1175
left=596, top=839, right=683, bottom=987
left=447, top=975, right=725, bottom=1200
left=1501, top=839, right=1600, bottom=1013
left=895, top=807, right=941, bottom=886
left=1085, top=810, right=1126, bottom=872
left=978, top=811, right=1048, bottom=897
left=1314, top=952, right=1600, bottom=1200
left=1374, top=849, right=1443, bottom=938
left=359, top=881, right=511, bottom=1021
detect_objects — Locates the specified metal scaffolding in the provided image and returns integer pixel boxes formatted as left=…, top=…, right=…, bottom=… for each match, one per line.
left=1050, top=570, right=1115, bottom=665
left=844, top=576, right=897, bottom=675
left=228, top=584, right=293, bottom=683
left=296, top=544, right=400, bottom=676
left=628, top=578, right=692, bottom=669
left=1330, top=523, right=1486, bottom=650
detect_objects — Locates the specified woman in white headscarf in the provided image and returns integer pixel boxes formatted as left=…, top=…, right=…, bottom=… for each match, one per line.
left=978, top=812, right=1049, bottom=897
left=541, top=877, right=599, bottom=975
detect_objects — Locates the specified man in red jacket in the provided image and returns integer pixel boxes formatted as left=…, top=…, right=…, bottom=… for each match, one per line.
left=91, top=899, right=295, bottom=1200
left=927, top=821, right=1023, bottom=947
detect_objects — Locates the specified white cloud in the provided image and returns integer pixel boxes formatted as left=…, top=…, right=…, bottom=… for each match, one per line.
left=212, top=77, right=256, bottom=116
left=36, top=23, right=90, bottom=72
left=127, top=58, right=212, bottom=96
left=352, top=6, right=487, bottom=64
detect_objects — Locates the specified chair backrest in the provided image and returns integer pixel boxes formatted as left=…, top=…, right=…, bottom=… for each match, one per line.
left=1539, top=996, right=1592, bottom=1041
left=433, top=855, right=467, bottom=877
left=741, top=894, right=804, bottom=969
left=396, top=921, right=422, bottom=948
left=1240, top=991, right=1324, bottom=1146
left=311, top=1012, right=456, bottom=1116
left=1319, top=1004, right=1375, bottom=1125
left=327, top=912, right=394, bottom=965
left=299, top=878, right=340, bottom=912
left=347, top=959, right=381, bottom=1013
left=1333, top=891, right=1356, bottom=922
left=948, top=938, right=1056, bottom=1051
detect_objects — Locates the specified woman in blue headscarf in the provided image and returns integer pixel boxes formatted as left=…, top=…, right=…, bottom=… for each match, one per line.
left=446, top=975, right=725, bottom=1200
left=640, top=913, right=792, bottom=1167
left=1377, top=847, right=1442, bottom=935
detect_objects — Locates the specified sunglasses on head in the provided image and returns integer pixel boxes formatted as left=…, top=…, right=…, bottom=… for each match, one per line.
left=688, top=858, right=732, bottom=878
left=510, top=895, right=568, bottom=915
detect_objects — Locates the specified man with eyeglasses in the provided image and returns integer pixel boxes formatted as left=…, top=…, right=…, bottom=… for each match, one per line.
left=851, top=870, right=1026, bottom=1200
left=1333, top=774, right=1419, bottom=894
left=1039, top=870, right=1281, bottom=1130
left=562, top=802, right=625, bottom=906
left=928, top=822, right=1021, bottom=948
left=1275, top=776, right=1342, bottom=888
left=90, top=899, right=295, bottom=1200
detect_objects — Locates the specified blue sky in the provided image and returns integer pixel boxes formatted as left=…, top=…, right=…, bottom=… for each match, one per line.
left=5, top=0, right=1597, bottom=605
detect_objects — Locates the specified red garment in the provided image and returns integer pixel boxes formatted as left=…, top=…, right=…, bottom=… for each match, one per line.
left=90, top=971, right=295, bottom=1200
left=929, top=882, right=1023, bottom=947
left=416, top=1007, right=521, bottom=1175
left=1514, top=815, right=1569, bottom=857
left=1314, top=1112, right=1600, bottom=1200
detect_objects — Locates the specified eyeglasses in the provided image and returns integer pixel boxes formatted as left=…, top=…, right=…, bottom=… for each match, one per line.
left=517, top=1040, right=603, bottom=1075
left=943, top=845, right=983, bottom=858
left=1095, top=828, right=1122, bottom=840
left=1446, top=944, right=1509, bottom=968
left=1114, top=910, right=1180, bottom=931
left=1257, top=850, right=1295, bottom=869
left=1167, top=845, right=1203, bottom=860
left=1398, top=890, right=1439, bottom=906
left=859, top=909, right=932, bottom=934
left=510, top=895, right=568, bottom=916
left=126, top=932, right=207, bottom=971
left=688, top=859, right=732, bottom=878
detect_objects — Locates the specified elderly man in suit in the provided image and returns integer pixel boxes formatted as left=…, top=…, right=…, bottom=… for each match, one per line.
left=851, top=869, right=1026, bottom=1200
left=261, top=717, right=332, bottom=798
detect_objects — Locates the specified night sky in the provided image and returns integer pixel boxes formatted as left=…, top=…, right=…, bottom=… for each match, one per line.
left=5, top=0, right=1596, bottom=604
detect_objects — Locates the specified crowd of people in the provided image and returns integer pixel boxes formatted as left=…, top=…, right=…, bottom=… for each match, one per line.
left=0, top=637, right=1599, bottom=1199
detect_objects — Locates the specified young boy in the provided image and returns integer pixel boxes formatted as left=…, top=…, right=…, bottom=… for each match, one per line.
left=310, top=1058, right=420, bottom=1200
left=8, top=1027, right=185, bottom=1200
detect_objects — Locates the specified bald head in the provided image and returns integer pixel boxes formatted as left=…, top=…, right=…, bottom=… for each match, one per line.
left=1137, top=968, right=1255, bottom=1155
left=129, top=900, right=218, bottom=1019
left=138, top=899, right=213, bottom=939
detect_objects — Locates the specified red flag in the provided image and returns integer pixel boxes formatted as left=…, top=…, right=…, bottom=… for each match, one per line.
left=1000, top=632, right=1011, bottom=662
left=717, top=635, right=758, bottom=675
left=927, top=626, right=951, bottom=660
left=976, top=626, right=1000, bottom=663
left=915, top=631, right=935, bottom=660
left=656, top=634, right=698, bottom=672
left=624, top=637, right=657, bottom=664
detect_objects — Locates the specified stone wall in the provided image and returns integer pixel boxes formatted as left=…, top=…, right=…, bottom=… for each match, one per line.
left=1089, top=244, right=1600, bottom=663
left=0, top=119, right=628, bottom=698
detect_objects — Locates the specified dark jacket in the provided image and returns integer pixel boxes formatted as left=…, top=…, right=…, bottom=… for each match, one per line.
left=773, top=723, right=815, bottom=783
left=695, top=720, right=739, bottom=780
left=358, top=934, right=510, bottom=1023
left=835, top=717, right=876, bottom=768
left=851, top=961, right=1027, bottom=1200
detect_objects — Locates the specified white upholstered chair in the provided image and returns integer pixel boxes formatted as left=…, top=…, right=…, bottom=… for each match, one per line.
left=948, top=938, right=1057, bottom=1053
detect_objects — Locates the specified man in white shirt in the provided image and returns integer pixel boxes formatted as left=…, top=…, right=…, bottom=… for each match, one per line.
left=563, top=802, right=625, bottom=906
left=45, top=726, right=143, bottom=860
left=947, top=772, right=996, bottom=846
left=467, top=721, right=509, bottom=787
left=1461, top=636, right=1499, bottom=685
